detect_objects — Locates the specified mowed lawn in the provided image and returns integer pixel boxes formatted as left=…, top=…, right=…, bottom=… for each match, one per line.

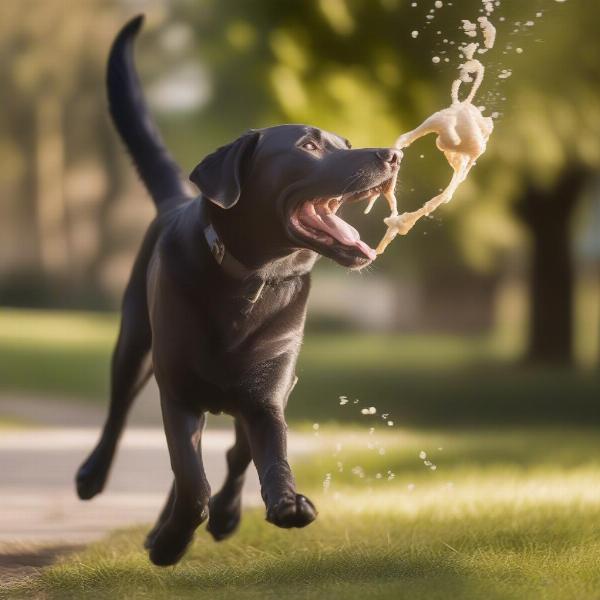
left=2, top=310, right=600, bottom=598
left=6, top=427, right=600, bottom=600
left=1, top=308, right=599, bottom=426
left=0, top=309, right=116, bottom=402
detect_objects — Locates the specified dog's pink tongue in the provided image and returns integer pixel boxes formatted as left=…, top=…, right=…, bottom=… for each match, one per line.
left=321, top=213, right=377, bottom=260
left=321, top=213, right=376, bottom=260
left=300, top=204, right=376, bottom=260
left=320, top=213, right=360, bottom=245
left=354, top=240, right=377, bottom=261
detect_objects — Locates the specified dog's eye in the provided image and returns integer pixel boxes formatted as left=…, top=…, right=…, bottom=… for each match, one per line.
left=301, top=141, right=318, bottom=152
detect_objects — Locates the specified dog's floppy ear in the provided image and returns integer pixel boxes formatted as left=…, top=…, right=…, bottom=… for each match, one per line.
left=189, top=131, right=261, bottom=209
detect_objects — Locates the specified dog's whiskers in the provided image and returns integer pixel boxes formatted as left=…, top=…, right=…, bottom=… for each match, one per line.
left=340, top=170, right=368, bottom=195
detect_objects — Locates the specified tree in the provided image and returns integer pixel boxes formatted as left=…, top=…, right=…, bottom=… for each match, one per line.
left=0, top=1, right=138, bottom=305
left=514, top=166, right=589, bottom=364
left=170, top=0, right=600, bottom=362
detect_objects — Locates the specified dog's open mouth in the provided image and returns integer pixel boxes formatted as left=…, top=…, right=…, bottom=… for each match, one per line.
left=289, top=177, right=397, bottom=267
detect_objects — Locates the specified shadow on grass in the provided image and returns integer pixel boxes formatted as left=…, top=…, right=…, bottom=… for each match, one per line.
left=1, top=313, right=599, bottom=427
left=289, top=365, right=600, bottom=427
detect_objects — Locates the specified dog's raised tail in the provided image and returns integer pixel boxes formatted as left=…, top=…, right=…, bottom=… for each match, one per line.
left=107, top=15, right=188, bottom=208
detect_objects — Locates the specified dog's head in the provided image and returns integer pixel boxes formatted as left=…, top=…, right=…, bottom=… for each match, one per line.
left=190, top=125, right=401, bottom=270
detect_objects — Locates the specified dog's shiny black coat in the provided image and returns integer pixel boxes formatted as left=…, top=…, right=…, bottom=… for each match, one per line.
left=75, top=16, right=400, bottom=566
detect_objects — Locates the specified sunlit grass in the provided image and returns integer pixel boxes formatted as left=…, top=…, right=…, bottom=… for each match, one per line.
left=0, top=309, right=116, bottom=400
left=0, top=309, right=118, bottom=349
left=0, top=415, right=29, bottom=429
left=299, top=332, right=499, bottom=370
left=8, top=427, right=600, bottom=600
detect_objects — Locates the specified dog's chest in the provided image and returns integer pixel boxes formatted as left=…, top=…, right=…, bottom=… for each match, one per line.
left=205, top=279, right=308, bottom=368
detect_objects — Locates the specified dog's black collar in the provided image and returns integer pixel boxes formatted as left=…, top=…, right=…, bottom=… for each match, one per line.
left=201, top=197, right=308, bottom=315
left=203, top=222, right=266, bottom=310
left=204, top=222, right=255, bottom=282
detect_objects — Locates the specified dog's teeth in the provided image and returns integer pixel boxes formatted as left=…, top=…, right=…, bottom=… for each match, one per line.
left=304, top=201, right=318, bottom=216
left=328, top=198, right=342, bottom=213
left=364, top=194, right=379, bottom=215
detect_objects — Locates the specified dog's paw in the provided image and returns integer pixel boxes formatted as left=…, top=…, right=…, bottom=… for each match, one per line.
left=148, top=508, right=208, bottom=566
left=148, top=528, right=194, bottom=567
left=144, top=524, right=161, bottom=550
left=266, top=494, right=317, bottom=529
left=206, top=494, right=242, bottom=542
left=75, top=457, right=109, bottom=500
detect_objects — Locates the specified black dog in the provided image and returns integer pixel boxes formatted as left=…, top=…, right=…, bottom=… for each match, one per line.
left=76, top=15, right=401, bottom=566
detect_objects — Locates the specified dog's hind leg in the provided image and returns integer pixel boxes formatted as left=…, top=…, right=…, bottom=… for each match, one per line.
left=206, top=418, right=252, bottom=541
left=146, top=411, right=243, bottom=549
left=76, top=285, right=152, bottom=500
left=148, top=400, right=210, bottom=566
left=146, top=413, right=240, bottom=548
left=146, top=411, right=224, bottom=550
left=144, top=480, right=175, bottom=550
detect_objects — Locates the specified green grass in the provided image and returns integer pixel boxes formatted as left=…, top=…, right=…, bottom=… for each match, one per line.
left=0, top=309, right=116, bottom=401
left=6, top=427, right=600, bottom=600
left=0, top=416, right=30, bottom=429
left=292, top=333, right=600, bottom=425
left=1, top=309, right=599, bottom=425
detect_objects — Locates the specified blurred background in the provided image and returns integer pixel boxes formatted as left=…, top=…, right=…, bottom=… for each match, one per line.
left=0, top=0, right=599, bottom=428
left=4, top=3, right=600, bottom=593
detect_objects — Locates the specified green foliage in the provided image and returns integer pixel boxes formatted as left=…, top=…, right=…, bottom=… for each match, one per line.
left=2, top=1, right=597, bottom=304
left=164, top=0, right=600, bottom=273
left=1, top=1, right=598, bottom=304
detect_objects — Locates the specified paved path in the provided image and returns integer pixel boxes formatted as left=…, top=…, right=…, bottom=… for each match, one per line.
left=0, top=427, right=223, bottom=545
left=0, top=425, right=315, bottom=547
left=0, top=379, right=164, bottom=427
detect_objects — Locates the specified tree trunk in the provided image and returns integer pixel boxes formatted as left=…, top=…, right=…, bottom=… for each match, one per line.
left=515, top=166, right=589, bottom=366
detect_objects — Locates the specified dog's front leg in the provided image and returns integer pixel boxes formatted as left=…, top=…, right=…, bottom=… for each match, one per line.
left=148, top=399, right=210, bottom=566
left=242, top=405, right=316, bottom=528
left=238, top=360, right=316, bottom=529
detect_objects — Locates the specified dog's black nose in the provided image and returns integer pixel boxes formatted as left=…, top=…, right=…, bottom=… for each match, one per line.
left=376, top=149, right=402, bottom=166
